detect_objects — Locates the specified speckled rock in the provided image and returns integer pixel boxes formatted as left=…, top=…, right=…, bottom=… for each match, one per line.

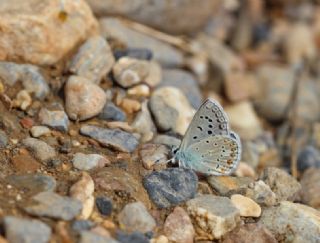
left=118, top=201, right=156, bottom=233
left=22, top=137, right=56, bottom=163
left=300, top=168, right=320, bottom=209
left=80, top=231, right=119, bottom=243
left=80, top=125, right=139, bottom=152
left=222, top=223, right=277, bottom=243
left=4, top=216, right=51, bottom=243
left=139, top=143, right=168, bottom=170
left=30, top=126, right=51, bottom=138
left=187, top=195, right=240, bottom=239
left=131, top=101, right=156, bottom=142
left=65, top=76, right=106, bottom=121
left=24, top=191, right=82, bottom=220
left=69, top=36, right=115, bottom=84
left=230, top=194, right=261, bottom=217
left=159, top=69, right=202, bottom=109
left=38, top=108, right=69, bottom=132
left=143, top=168, right=198, bottom=208
left=99, top=102, right=127, bottom=122
left=72, top=152, right=110, bottom=171
left=260, top=201, right=320, bottom=242
left=100, top=18, right=183, bottom=67
left=245, top=180, right=277, bottom=207
left=260, top=167, right=301, bottom=202
left=164, top=207, right=195, bottom=243
left=0, top=0, right=98, bottom=65
left=149, top=87, right=195, bottom=135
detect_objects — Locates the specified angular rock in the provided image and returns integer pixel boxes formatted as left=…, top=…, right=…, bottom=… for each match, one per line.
left=80, top=231, right=119, bottom=243
left=38, top=108, right=69, bottom=132
left=22, top=137, right=56, bottom=162
left=207, top=176, right=253, bottom=196
left=300, top=168, right=320, bottom=209
left=260, top=167, right=301, bottom=202
left=143, top=168, right=198, bottom=208
left=164, top=207, right=195, bottom=243
left=159, top=69, right=202, bottom=109
left=69, top=36, right=115, bottom=84
left=30, top=126, right=51, bottom=138
left=118, top=201, right=156, bottom=233
left=100, top=18, right=183, bottom=67
left=187, top=195, right=240, bottom=239
left=65, top=76, right=107, bottom=121
left=80, top=125, right=139, bottom=153
left=24, top=191, right=82, bottom=220
left=260, top=201, right=320, bottom=242
left=297, top=146, right=320, bottom=172
left=0, top=0, right=98, bottom=65
left=149, top=87, right=195, bottom=135
left=72, top=152, right=110, bottom=171
left=139, top=143, right=168, bottom=170
left=96, top=197, right=113, bottom=216
left=99, top=102, right=127, bottom=122
left=222, top=223, right=277, bottom=243
left=4, top=216, right=51, bottom=243
left=245, top=180, right=277, bottom=207
left=230, top=194, right=261, bottom=217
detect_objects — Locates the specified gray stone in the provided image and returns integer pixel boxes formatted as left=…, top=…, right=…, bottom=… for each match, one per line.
left=260, top=201, right=320, bottom=243
left=38, top=108, right=69, bottom=132
left=69, top=36, right=115, bottom=84
left=116, top=231, right=149, bottom=243
left=71, top=220, right=95, bottom=233
left=99, top=102, right=127, bottom=122
left=118, top=201, right=156, bottom=233
left=24, top=191, right=82, bottom=220
left=114, top=48, right=153, bottom=61
left=0, top=62, right=50, bottom=99
left=159, top=69, right=202, bottom=109
left=300, top=168, right=320, bottom=209
left=153, top=134, right=181, bottom=148
left=187, top=195, right=240, bottom=239
left=4, top=216, right=51, bottom=243
left=0, top=129, right=8, bottom=147
left=260, top=167, right=301, bottom=202
left=22, top=137, right=56, bottom=162
left=79, top=231, right=119, bottom=243
left=139, top=143, right=168, bottom=170
left=30, top=126, right=51, bottom=138
left=245, top=180, right=277, bottom=207
left=297, top=146, right=320, bottom=172
left=143, top=168, right=198, bottom=208
left=80, top=125, right=139, bottom=153
left=6, top=173, right=56, bottom=195
left=72, top=152, right=110, bottom=171
left=100, top=18, right=183, bottom=67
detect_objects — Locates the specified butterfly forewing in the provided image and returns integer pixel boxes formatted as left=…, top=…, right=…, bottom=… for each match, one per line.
left=179, top=99, right=230, bottom=151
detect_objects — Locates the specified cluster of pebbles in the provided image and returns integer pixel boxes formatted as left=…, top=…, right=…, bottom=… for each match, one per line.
left=0, top=0, right=320, bottom=242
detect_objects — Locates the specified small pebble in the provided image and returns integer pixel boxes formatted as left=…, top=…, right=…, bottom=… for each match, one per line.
left=30, top=126, right=51, bottom=138
left=139, top=143, right=168, bottom=170
left=79, top=231, right=118, bottom=243
left=297, top=146, right=320, bottom=172
left=72, top=153, right=110, bottom=171
left=116, top=231, right=149, bottom=243
left=71, top=220, right=95, bottom=233
left=99, top=102, right=127, bottom=122
left=230, top=194, right=262, bottom=217
left=0, top=130, right=8, bottom=147
left=38, top=108, right=69, bottom=132
left=96, top=197, right=113, bottom=216
left=22, top=137, right=56, bottom=163
left=127, top=84, right=150, bottom=97
left=120, top=98, right=141, bottom=114
left=12, top=90, right=32, bottom=110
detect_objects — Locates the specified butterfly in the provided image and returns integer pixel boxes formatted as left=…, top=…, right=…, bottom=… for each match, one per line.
left=171, top=98, right=241, bottom=176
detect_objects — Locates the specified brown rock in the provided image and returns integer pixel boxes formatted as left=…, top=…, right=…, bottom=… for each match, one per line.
left=300, top=168, right=320, bottom=209
left=139, top=143, right=168, bottom=170
left=0, top=0, right=98, bottom=65
left=230, top=194, right=261, bottom=218
left=164, top=207, right=195, bottom=243
left=11, top=154, right=40, bottom=172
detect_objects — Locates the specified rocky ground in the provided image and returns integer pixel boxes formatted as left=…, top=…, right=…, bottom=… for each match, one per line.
left=0, top=0, right=320, bottom=242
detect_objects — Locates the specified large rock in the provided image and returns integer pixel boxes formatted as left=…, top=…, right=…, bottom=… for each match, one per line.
left=0, top=0, right=98, bottom=65
left=100, top=17, right=183, bottom=67
left=88, top=0, right=220, bottom=34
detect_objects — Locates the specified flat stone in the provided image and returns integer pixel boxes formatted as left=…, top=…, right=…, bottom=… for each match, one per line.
left=164, top=207, right=195, bottom=243
left=153, top=134, right=181, bottom=148
left=300, top=168, right=320, bottom=209
left=0, top=130, right=8, bottom=147
left=22, top=137, right=56, bottom=163
left=38, top=108, right=69, bottom=132
left=69, top=36, right=115, bottom=84
left=260, top=167, right=301, bottom=202
left=71, top=220, right=95, bottom=233
left=6, top=173, right=56, bottom=195
left=143, top=168, right=198, bottom=208
left=131, top=101, right=157, bottom=143
left=187, top=195, right=241, bottom=239
left=139, top=143, right=168, bottom=170
left=96, top=197, right=113, bottom=216
left=230, top=194, right=261, bottom=217
left=4, top=216, right=51, bottom=243
left=30, top=126, right=51, bottom=138
left=23, top=191, right=82, bottom=220
left=65, top=76, right=107, bottom=121
left=244, top=180, right=277, bottom=207
left=0, top=0, right=98, bottom=65
left=222, top=223, right=277, bottom=243
left=159, top=69, right=202, bottom=109
left=116, top=231, right=149, bottom=243
left=80, top=231, right=119, bottom=243
left=99, top=102, right=127, bottom=122
left=127, top=84, right=150, bottom=97
left=100, top=18, right=183, bottom=67
left=297, top=146, right=320, bottom=172
left=80, top=125, right=139, bottom=153
left=149, top=87, right=195, bottom=135
left=11, top=154, right=41, bottom=172
left=118, top=201, right=156, bottom=233
left=260, top=201, right=320, bottom=242
left=114, top=48, right=153, bottom=61
left=72, top=152, right=110, bottom=171
left=207, top=176, right=253, bottom=196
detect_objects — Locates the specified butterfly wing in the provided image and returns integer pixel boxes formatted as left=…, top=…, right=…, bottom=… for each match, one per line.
left=182, top=134, right=241, bottom=175
left=179, top=98, right=230, bottom=151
